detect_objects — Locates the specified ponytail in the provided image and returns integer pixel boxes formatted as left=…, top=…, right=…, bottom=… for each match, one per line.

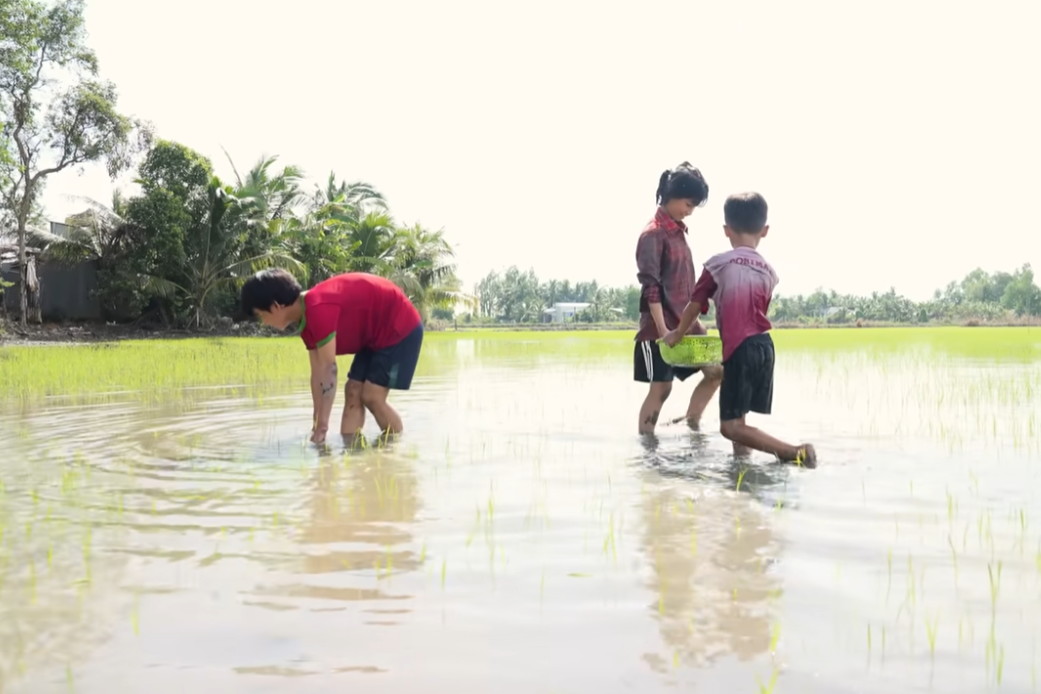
left=655, top=169, right=671, bottom=205
left=657, top=162, right=709, bottom=208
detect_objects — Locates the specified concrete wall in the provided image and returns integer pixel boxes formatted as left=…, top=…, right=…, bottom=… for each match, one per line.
left=1, top=260, right=102, bottom=320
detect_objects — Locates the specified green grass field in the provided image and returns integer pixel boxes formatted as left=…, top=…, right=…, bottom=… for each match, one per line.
left=0, top=327, right=1038, bottom=401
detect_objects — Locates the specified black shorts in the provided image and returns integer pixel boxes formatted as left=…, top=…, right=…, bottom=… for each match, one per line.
left=347, top=324, right=424, bottom=390
left=633, top=340, right=701, bottom=383
left=719, top=333, right=774, bottom=422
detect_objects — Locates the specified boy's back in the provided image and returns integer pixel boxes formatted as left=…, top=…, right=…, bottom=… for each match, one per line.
left=304, top=273, right=420, bottom=354
left=694, top=247, right=778, bottom=361
left=664, top=191, right=815, bottom=466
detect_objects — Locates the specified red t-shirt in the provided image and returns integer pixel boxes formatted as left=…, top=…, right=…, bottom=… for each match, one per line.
left=298, top=273, right=421, bottom=354
left=690, top=247, right=778, bottom=362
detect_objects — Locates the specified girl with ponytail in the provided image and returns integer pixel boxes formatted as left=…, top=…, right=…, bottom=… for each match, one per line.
left=633, top=162, right=722, bottom=434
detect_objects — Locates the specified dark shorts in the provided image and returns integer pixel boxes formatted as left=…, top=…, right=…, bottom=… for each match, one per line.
left=634, top=340, right=701, bottom=383
left=719, top=333, right=774, bottom=422
left=347, top=324, right=424, bottom=390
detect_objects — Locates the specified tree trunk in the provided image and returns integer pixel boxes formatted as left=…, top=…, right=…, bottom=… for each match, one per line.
left=17, top=182, right=31, bottom=328
left=18, top=230, right=27, bottom=327
left=25, top=254, right=41, bottom=324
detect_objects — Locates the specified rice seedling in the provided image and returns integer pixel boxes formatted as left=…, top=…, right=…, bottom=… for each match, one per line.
left=756, top=667, right=778, bottom=694
left=0, top=327, right=1037, bottom=689
left=989, top=561, right=1003, bottom=613
left=925, top=612, right=938, bottom=660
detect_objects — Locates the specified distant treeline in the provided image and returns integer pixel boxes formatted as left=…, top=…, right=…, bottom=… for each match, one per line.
left=465, top=265, right=1041, bottom=326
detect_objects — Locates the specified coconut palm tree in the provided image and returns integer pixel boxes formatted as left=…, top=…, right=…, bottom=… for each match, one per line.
left=26, top=193, right=136, bottom=267
left=340, top=210, right=400, bottom=275
left=222, top=150, right=305, bottom=224
left=309, top=172, right=387, bottom=223
left=388, top=223, right=469, bottom=320
left=146, top=176, right=302, bottom=327
left=281, top=205, right=358, bottom=286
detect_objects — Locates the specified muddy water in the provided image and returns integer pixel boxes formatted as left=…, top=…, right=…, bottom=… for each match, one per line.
left=1, top=332, right=1040, bottom=693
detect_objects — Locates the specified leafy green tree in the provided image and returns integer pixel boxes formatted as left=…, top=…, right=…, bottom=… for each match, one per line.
left=623, top=285, right=641, bottom=321
left=1001, top=264, right=1041, bottom=317
left=308, top=172, right=386, bottom=223
left=118, top=141, right=213, bottom=321
left=282, top=210, right=355, bottom=287
left=0, top=0, right=150, bottom=324
left=388, top=223, right=466, bottom=321
left=144, top=177, right=302, bottom=326
left=117, top=141, right=303, bottom=325
left=27, top=193, right=151, bottom=319
left=344, top=211, right=399, bottom=274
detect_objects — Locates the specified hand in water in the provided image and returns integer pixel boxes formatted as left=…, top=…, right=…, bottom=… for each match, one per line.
left=311, top=426, right=328, bottom=445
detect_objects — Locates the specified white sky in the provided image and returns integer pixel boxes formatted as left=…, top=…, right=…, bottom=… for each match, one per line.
left=38, top=0, right=1041, bottom=301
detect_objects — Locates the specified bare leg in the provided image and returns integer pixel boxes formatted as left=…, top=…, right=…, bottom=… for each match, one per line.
left=340, top=379, right=366, bottom=439
left=361, top=381, right=404, bottom=434
left=720, top=416, right=816, bottom=466
left=724, top=415, right=754, bottom=456
left=639, top=381, right=672, bottom=435
left=686, top=365, right=722, bottom=428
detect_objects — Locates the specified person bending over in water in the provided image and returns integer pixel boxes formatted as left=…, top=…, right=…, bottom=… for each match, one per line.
left=241, top=269, right=423, bottom=445
left=664, top=192, right=817, bottom=466
left=635, top=162, right=723, bottom=434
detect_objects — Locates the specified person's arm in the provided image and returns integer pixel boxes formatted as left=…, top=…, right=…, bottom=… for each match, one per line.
left=635, top=231, right=668, bottom=337
left=307, top=348, right=320, bottom=427
left=664, top=268, right=717, bottom=345
left=309, top=337, right=338, bottom=443
left=673, top=300, right=705, bottom=338
left=302, top=303, right=340, bottom=443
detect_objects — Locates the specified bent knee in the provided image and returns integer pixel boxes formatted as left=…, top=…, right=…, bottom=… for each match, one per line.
left=360, top=383, right=389, bottom=409
left=719, top=419, right=741, bottom=440
left=345, top=380, right=365, bottom=405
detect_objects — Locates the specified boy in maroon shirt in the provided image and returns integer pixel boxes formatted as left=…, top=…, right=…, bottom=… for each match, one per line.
left=634, top=162, right=723, bottom=434
left=664, top=192, right=816, bottom=466
left=241, top=269, right=423, bottom=444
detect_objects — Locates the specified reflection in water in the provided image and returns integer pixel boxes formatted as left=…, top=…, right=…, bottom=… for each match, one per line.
left=1, top=330, right=1040, bottom=693
left=635, top=432, right=784, bottom=678
left=291, top=444, right=424, bottom=615
left=0, top=435, right=132, bottom=688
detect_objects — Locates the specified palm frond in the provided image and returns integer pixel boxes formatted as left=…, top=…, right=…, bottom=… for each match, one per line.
left=220, top=145, right=245, bottom=189
left=27, top=227, right=97, bottom=266
left=222, top=251, right=303, bottom=280
left=143, top=275, right=184, bottom=300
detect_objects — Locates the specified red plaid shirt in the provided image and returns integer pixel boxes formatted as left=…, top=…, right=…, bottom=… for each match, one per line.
left=634, top=207, right=705, bottom=342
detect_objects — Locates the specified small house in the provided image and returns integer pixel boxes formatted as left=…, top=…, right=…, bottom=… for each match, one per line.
left=541, top=302, right=591, bottom=323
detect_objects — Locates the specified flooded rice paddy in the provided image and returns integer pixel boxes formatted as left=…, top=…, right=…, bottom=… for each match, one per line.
left=1, top=327, right=1040, bottom=693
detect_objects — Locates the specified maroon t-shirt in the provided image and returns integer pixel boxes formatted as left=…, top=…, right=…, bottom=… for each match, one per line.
left=299, top=273, right=421, bottom=354
left=634, top=207, right=706, bottom=342
left=690, top=247, right=779, bottom=362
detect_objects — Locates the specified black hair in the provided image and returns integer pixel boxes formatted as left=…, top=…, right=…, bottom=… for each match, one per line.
left=723, top=192, right=769, bottom=234
left=655, top=161, right=709, bottom=207
left=240, top=268, right=302, bottom=315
